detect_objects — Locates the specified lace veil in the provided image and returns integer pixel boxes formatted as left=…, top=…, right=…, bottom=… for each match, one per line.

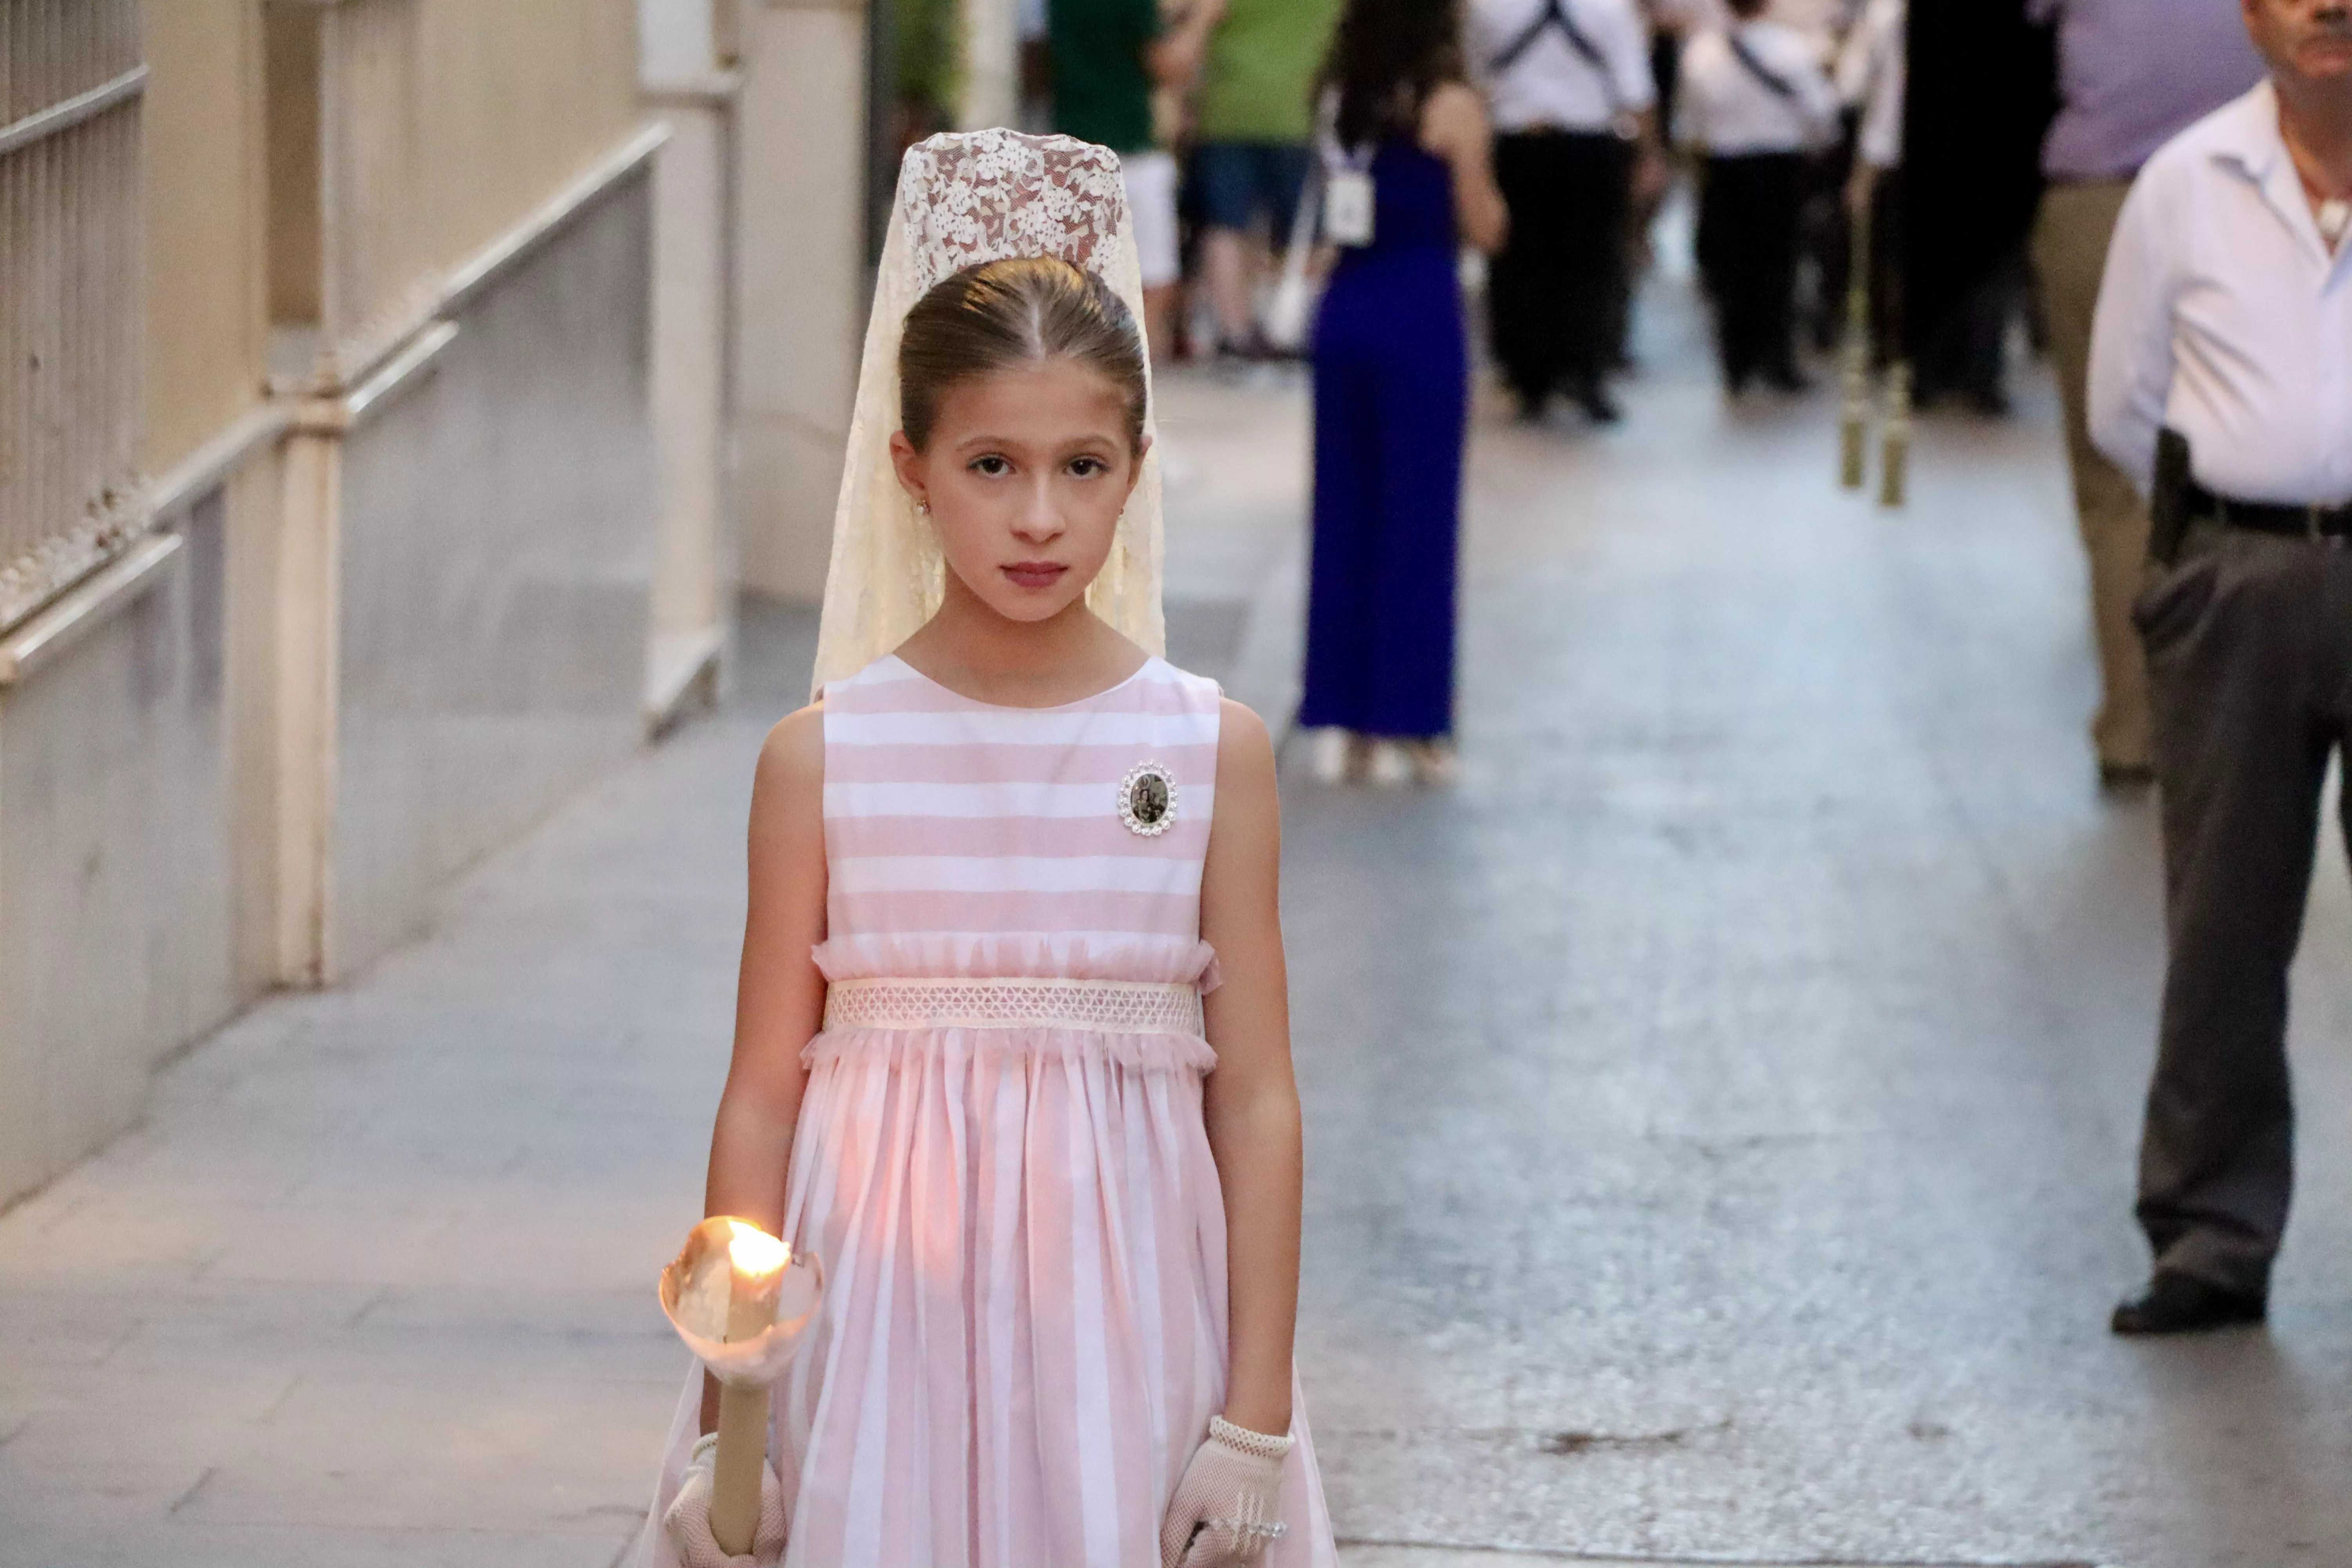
left=809, top=131, right=1168, bottom=695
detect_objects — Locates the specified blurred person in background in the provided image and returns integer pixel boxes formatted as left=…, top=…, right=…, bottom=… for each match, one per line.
left=1645, top=0, right=1689, bottom=138
left=1300, top=0, right=1508, bottom=785
left=1653, top=0, right=1860, bottom=348
left=2026, top=0, right=2263, bottom=788
left=1875, top=4, right=2032, bottom=419
left=1779, top=0, right=1864, bottom=354
left=1192, top=0, right=1345, bottom=356
left=2092, top=0, right=2352, bottom=1337
left=1050, top=0, right=1230, bottom=355
left=1837, top=0, right=1903, bottom=357
left=1470, top=0, right=1665, bottom=424
left=1677, top=0, right=1840, bottom=394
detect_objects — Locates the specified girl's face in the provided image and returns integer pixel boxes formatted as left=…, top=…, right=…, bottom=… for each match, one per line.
left=890, top=358, right=1146, bottom=626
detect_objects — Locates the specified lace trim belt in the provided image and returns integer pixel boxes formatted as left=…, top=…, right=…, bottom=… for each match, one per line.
left=822, top=976, right=1206, bottom=1038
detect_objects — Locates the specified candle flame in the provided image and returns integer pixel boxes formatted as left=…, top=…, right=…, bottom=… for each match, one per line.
left=726, top=1220, right=789, bottom=1279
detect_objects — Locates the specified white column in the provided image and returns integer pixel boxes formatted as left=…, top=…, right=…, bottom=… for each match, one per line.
left=959, top=0, right=1020, bottom=131
left=642, top=0, right=743, bottom=724
left=732, top=0, right=869, bottom=604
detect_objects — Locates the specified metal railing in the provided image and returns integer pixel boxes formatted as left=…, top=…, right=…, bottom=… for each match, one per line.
left=0, top=0, right=145, bottom=631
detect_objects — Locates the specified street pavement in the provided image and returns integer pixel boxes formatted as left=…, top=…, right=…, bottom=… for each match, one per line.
left=4, top=252, right=2351, bottom=1567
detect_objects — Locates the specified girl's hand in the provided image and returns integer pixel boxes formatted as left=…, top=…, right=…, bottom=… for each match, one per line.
left=664, top=1433, right=788, bottom=1567
left=1158, top=1417, right=1292, bottom=1568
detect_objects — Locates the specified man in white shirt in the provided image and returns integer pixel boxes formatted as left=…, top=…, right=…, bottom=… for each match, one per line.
left=2088, top=0, right=2352, bottom=1337
left=1469, top=0, right=1665, bottom=423
left=1834, top=0, right=1902, bottom=361
left=1835, top=0, right=1902, bottom=176
left=1677, top=0, right=1839, bottom=391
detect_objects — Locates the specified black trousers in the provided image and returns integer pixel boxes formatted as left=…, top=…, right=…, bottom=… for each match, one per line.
left=1488, top=130, right=1632, bottom=408
left=1695, top=151, right=1806, bottom=388
left=1799, top=119, right=1857, bottom=350
left=2134, top=523, right=2352, bottom=1294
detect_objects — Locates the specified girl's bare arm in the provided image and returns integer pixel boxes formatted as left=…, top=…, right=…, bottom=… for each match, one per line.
left=1421, top=82, right=1510, bottom=254
left=699, top=702, right=829, bottom=1429
left=1197, top=699, right=1303, bottom=1439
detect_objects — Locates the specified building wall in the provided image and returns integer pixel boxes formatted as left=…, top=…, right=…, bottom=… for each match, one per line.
left=0, top=497, right=236, bottom=1205
left=142, top=0, right=269, bottom=474
left=332, top=173, right=657, bottom=976
left=0, top=0, right=677, bottom=1207
left=418, top=0, right=646, bottom=278
left=249, top=0, right=666, bottom=982
left=0, top=2, right=261, bottom=1207
left=1, top=0, right=868, bottom=1206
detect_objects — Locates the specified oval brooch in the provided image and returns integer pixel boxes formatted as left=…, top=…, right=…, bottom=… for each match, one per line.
left=1117, top=760, right=1178, bottom=837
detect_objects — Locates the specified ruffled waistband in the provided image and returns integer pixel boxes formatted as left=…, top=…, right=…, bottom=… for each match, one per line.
left=804, top=1025, right=1216, bottom=1075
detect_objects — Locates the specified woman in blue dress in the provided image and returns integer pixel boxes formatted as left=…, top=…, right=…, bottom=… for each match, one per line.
left=1301, top=0, right=1507, bottom=785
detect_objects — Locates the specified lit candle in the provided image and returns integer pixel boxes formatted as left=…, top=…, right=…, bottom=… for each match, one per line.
left=710, top=1220, right=788, bottom=1555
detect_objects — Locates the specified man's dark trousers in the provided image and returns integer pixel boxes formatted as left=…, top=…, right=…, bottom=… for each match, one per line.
left=1488, top=129, right=1632, bottom=411
left=2135, top=523, right=2352, bottom=1294
left=1695, top=150, right=1806, bottom=388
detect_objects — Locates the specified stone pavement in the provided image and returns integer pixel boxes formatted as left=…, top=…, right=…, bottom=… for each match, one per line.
left=5, top=258, right=2352, bottom=1567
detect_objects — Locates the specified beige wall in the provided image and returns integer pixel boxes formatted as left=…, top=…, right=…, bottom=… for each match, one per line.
left=258, top=0, right=648, bottom=383
left=419, top=0, right=644, bottom=274
left=2, top=0, right=673, bottom=1209
left=141, top=0, right=270, bottom=475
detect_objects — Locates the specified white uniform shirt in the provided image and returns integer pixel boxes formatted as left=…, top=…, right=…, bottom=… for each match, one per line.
left=2089, top=82, right=2352, bottom=506
left=1676, top=20, right=1840, bottom=154
left=1766, top=0, right=1858, bottom=51
left=1470, top=0, right=1657, bottom=134
left=1835, top=0, right=1904, bottom=169
left=1660, top=0, right=1854, bottom=52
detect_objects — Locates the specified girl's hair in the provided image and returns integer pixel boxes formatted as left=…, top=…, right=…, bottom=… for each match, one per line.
left=1320, top=0, right=1465, bottom=150
left=898, top=257, right=1147, bottom=453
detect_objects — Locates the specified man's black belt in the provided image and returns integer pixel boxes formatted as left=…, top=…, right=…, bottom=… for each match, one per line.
left=2187, top=483, right=2352, bottom=544
left=2152, top=427, right=2352, bottom=561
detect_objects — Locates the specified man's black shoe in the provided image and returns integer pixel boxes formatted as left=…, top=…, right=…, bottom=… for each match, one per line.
left=2111, top=1272, right=2267, bottom=1336
left=1576, top=385, right=1622, bottom=426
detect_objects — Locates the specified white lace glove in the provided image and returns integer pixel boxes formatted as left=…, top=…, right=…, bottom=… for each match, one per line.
left=1159, top=1416, right=1294, bottom=1568
left=664, top=1432, right=788, bottom=1568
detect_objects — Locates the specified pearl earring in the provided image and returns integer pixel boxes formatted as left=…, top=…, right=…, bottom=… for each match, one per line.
left=915, top=500, right=930, bottom=516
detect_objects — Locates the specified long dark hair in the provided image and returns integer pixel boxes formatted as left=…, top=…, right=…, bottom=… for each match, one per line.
left=1320, top=0, right=1466, bottom=149
left=898, top=257, right=1147, bottom=453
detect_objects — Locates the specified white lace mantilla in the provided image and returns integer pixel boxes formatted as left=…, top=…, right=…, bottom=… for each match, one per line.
left=900, top=132, right=1130, bottom=296
left=809, top=129, right=1167, bottom=694
left=824, top=976, right=1205, bottom=1037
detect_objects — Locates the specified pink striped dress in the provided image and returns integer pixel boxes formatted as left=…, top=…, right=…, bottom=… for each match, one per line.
left=636, top=653, right=1338, bottom=1568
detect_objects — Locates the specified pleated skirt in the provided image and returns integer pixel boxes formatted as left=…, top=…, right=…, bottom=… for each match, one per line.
left=630, top=1027, right=1338, bottom=1568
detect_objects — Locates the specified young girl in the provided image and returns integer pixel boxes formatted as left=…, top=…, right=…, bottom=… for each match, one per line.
left=633, top=131, right=1337, bottom=1568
